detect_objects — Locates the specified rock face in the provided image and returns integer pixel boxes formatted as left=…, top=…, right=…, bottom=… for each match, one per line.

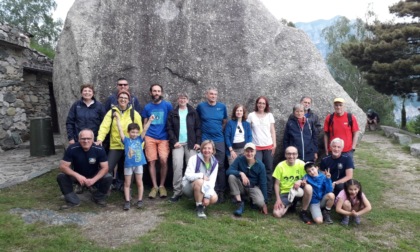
left=54, top=0, right=366, bottom=156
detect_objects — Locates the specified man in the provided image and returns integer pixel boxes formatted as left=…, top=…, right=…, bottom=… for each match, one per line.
left=226, top=143, right=268, bottom=217
left=320, top=138, right=354, bottom=196
left=141, top=84, right=173, bottom=199
left=166, top=92, right=201, bottom=202
left=323, top=97, right=360, bottom=160
left=197, top=87, right=228, bottom=203
left=56, top=129, right=112, bottom=209
left=104, top=77, right=142, bottom=114
left=300, top=96, right=322, bottom=135
left=272, top=146, right=312, bottom=224
left=366, top=109, right=380, bottom=131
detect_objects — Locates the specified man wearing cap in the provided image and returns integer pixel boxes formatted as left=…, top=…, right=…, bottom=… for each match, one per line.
left=166, top=92, right=202, bottom=202
left=272, top=146, right=312, bottom=224
left=323, top=98, right=360, bottom=160
left=226, top=143, right=268, bottom=216
left=141, top=84, right=173, bottom=199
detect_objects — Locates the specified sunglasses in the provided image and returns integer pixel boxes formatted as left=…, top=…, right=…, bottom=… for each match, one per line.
left=118, top=84, right=128, bottom=87
left=237, top=126, right=242, bottom=133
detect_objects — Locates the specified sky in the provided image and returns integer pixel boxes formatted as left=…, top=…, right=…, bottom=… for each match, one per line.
left=53, top=0, right=400, bottom=23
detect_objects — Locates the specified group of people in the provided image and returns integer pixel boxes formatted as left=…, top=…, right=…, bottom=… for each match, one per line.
left=57, top=79, right=371, bottom=225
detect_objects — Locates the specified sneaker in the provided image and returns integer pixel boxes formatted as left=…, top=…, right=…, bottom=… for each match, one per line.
left=74, top=184, right=84, bottom=194
left=59, top=202, right=80, bottom=210
left=149, top=187, right=158, bottom=199
left=196, top=205, right=207, bottom=219
left=217, top=192, right=225, bottom=204
left=322, top=209, right=333, bottom=224
left=234, top=201, right=245, bottom=217
left=137, top=200, right=143, bottom=209
left=354, top=216, right=361, bottom=225
left=299, top=210, right=312, bottom=224
left=123, top=201, right=130, bottom=211
left=159, top=186, right=167, bottom=198
left=341, top=216, right=350, bottom=226
left=169, top=195, right=181, bottom=203
left=91, top=196, right=107, bottom=207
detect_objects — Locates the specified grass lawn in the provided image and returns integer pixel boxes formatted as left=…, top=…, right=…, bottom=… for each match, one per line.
left=1, top=132, right=419, bottom=251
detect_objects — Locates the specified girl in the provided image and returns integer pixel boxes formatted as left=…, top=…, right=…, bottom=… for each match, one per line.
left=335, top=179, right=372, bottom=225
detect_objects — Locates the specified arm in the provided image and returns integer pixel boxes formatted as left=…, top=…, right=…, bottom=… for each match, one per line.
left=114, top=112, right=125, bottom=142
left=324, top=133, right=329, bottom=155
left=194, top=111, right=202, bottom=149
left=85, top=161, right=109, bottom=187
left=334, top=168, right=353, bottom=186
left=351, top=131, right=360, bottom=150
left=225, top=157, right=241, bottom=177
left=270, top=122, right=276, bottom=156
left=65, top=103, right=77, bottom=143
left=184, top=155, right=204, bottom=181
left=141, top=115, right=155, bottom=139
left=59, top=160, right=87, bottom=186
left=273, top=179, right=283, bottom=210
left=222, top=118, right=228, bottom=131
left=166, top=111, right=178, bottom=148
left=96, top=110, right=113, bottom=144
left=355, top=194, right=372, bottom=216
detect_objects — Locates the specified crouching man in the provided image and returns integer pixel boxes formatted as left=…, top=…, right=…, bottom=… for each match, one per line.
left=226, top=143, right=268, bottom=216
left=57, top=129, right=112, bottom=209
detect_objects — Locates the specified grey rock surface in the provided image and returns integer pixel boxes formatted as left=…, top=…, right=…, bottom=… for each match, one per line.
left=392, top=132, right=412, bottom=146
left=410, top=143, right=420, bottom=157
left=54, top=0, right=366, bottom=155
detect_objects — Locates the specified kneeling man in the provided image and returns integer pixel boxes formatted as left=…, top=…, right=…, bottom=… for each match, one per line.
left=57, top=129, right=112, bottom=209
left=226, top=143, right=268, bottom=216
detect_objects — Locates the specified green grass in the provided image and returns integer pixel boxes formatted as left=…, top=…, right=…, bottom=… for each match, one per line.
left=1, top=134, right=420, bottom=251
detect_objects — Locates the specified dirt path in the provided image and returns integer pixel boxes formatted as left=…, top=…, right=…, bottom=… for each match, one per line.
left=358, top=132, right=420, bottom=212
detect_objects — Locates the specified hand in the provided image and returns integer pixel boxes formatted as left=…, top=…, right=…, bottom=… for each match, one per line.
left=193, top=144, right=200, bottom=151
left=76, top=174, right=87, bottom=186
left=325, top=168, right=331, bottom=179
left=230, top=150, right=237, bottom=160
left=241, top=173, right=250, bottom=186
left=113, top=111, right=120, bottom=119
left=351, top=210, right=358, bottom=217
left=300, top=179, right=307, bottom=188
left=95, top=140, right=103, bottom=146
left=69, top=139, right=75, bottom=145
left=293, top=181, right=301, bottom=189
left=203, top=197, right=210, bottom=206
left=261, top=204, right=268, bottom=215
left=174, top=142, right=181, bottom=148
left=274, top=199, right=284, bottom=210
left=85, top=178, right=95, bottom=187
left=149, top=114, right=155, bottom=121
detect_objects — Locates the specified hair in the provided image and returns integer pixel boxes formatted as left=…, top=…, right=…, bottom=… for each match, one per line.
left=293, top=103, right=304, bottom=113
left=254, top=96, right=270, bottom=112
left=201, top=140, right=216, bottom=155
left=231, top=104, right=247, bottom=121
left=78, top=128, right=94, bottom=139
left=344, top=179, right=365, bottom=209
left=117, top=90, right=131, bottom=100
left=117, top=77, right=128, bottom=83
left=304, top=162, right=316, bottom=171
left=300, top=96, right=312, bottom=103
left=206, top=87, right=218, bottom=94
left=80, top=83, right=95, bottom=94
left=149, top=83, right=163, bottom=92
left=330, top=137, right=344, bottom=147
left=177, top=92, right=189, bottom=99
left=127, top=123, right=140, bottom=132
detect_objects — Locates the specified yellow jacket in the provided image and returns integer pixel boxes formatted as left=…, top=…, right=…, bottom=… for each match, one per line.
left=97, top=105, right=143, bottom=150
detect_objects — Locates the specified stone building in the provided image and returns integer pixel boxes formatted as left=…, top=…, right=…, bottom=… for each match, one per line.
left=0, top=23, right=59, bottom=150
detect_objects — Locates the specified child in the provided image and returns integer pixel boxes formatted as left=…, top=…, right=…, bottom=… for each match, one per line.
left=335, top=179, right=372, bottom=225
left=302, top=162, right=335, bottom=224
left=115, top=112, right=154, bottom=210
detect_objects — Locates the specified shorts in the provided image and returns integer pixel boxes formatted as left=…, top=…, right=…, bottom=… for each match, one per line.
left=309, top=196, right=328, bottom=219
left=145, top=136, right=170, bottom=161
left=124, top=165, right=144, bottom=176
left=280, top=193, right=302, bottom=207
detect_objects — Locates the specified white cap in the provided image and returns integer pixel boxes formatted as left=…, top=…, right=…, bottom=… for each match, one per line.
left=288, top=187, right=304, bottom=203
left=244, top=142, right=256, bottom=150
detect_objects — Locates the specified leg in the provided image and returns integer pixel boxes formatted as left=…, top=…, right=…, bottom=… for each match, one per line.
left=261, top=150, right=274, bottom=197
left=228, top=175, right=244, bottom=202
left=192, top=179, right=204, bottom=204
left=171, top=147, right=185, bottom=197
left=93, top=173, right=113, bottom=201
left=214, top=142, right=226, bottom=194
left=57, top=173, right=80, bottom=205
left=148, top=160, right=158, bottom=188
left=309, top=203, right=323, bottom=224
left=124, top=173, right=133, bottom=202
left=302, top=184, right=313, bottom=211
left=273, top=194, right=290, bottom=218
left=157, top=140, right=170, bottom=187
left=134, top=166, right=144, bottom=202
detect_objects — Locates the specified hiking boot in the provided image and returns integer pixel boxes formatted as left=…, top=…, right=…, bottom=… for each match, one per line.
left=59, top=202, right=80, bottom=210
left=169, top=194, right=181, bottom=203
left=149, top=187, right=158, bottom=199
left=354, top=216, right=361, bottom=225
left=234, top=201, right=245, bottom=217
left=196, top=205, right=207, bottom=219
left=74, top=184, right=84, bottom=194
left=299, top=210, right=312, bottom=224
left=91, top=196, right=107, bottom=207
left=137, top=200, right=143, bottom=209
left=217, top=192, right=225, bottom=204
left=123, top=201, right=130, bottom=211
left=322, top=209, right=333, bottom=224
left=159, top=186, right=167, bottom=198
left=341, top=216, right=350, bottom=226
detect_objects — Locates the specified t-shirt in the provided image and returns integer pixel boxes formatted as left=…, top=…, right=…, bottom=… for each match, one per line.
left=62, top=143, right=107, bottom=178
left=196, top=101, right=227, bottom=142
left=178, top=108, right=188, bottom=144
left=320, top=154, right=354, bottom=182
left=324, top=112, right=359, bottom=152
left=247, top=112, right=275, bottom=147
left=123, top=136, right=147, bottom=168
left=233, top=122, right=245, bottom=144
left=141, top=100, right=173, bottom=140
left=272, top=159, right=305, bottom=193
left=335, top=189, right=366, bottom=206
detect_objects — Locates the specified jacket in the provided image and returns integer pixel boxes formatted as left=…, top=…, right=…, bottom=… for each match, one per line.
left=97, top=105, right=143, bottom=150
left=224, top=120, right=252, bottom=156
left=66, top=98, right=105, bottom=141
left=184, top=153, right=218, bottom=197
left=166, top=104, right=202, bottom=149
left=283, top=116, right=318, bottom=162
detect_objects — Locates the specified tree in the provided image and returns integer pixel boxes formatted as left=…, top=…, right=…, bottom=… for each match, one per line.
left=0, top=0, right=63, bottom=49
left=321, top=16, right=395, bottom=125
left=341, top=0, right=420, bottom=128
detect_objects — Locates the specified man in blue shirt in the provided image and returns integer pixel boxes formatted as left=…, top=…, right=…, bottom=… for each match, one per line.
left=141, top=84, right=173, bottom=199
left=104, top=77, right=143, bottom=114
left=197, top=87, right=228, bottom=203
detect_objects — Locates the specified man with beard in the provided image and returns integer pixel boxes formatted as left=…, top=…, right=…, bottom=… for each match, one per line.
left=104, top=77, right=142, bottom=114
left=141, top=84, right=173, bottom=199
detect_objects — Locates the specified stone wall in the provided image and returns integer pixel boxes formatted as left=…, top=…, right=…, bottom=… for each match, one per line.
left=0, top=23, right=54, bottom=150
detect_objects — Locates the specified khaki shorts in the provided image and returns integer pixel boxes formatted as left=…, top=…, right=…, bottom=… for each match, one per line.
left=144, top=136, right=170, bottom=161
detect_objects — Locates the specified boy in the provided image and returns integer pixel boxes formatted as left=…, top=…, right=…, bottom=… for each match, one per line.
left=301, top=162, right=335, bottom=224
left=115, top=112, right=154, bottom=210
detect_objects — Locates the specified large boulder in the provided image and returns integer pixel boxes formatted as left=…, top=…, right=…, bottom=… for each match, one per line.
left=54, top=0, right=366, bottom=155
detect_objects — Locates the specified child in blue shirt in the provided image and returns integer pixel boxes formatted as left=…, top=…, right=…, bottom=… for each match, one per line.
left=115, top=112, right=154, bottom=210
left=302, top=162, right=335, bottom=224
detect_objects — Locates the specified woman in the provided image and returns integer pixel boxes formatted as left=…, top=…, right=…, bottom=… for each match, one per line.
left=182, top=140, right=219, bottom=219
left=96, top=90, right=143, bottom=184
left=66, top=84, right=105, bottom=144
left=224, top=104, right=252, bottom=165
left=283, top=104, right=318, bottom=162
left=247, top=96, right=276, bottom=198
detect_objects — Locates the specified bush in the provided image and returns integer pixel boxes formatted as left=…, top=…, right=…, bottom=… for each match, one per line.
left=407, top=115, right=420, bottom=134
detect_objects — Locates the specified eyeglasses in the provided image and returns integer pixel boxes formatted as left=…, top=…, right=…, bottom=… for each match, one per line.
left=119, top=97, right=129, bottom=100
left=118, top=84, right=128, bottom=87
left=237, top=126, right=242, bottom=133
left=80, top=138, right=92, bottom=141
left=285, top=152, right=298, bottom=156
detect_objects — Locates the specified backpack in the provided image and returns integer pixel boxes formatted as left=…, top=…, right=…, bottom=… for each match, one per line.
left=328, top=112, right=353, bottom=137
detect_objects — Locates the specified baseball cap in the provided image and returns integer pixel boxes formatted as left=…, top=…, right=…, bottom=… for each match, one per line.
left=288, top=187, right=304, bottom=203
left=244, top=142, right=256, bottom=150
left=304, top=161, right=315, bottom=170
left=334, top=97, right=345, bottom=103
